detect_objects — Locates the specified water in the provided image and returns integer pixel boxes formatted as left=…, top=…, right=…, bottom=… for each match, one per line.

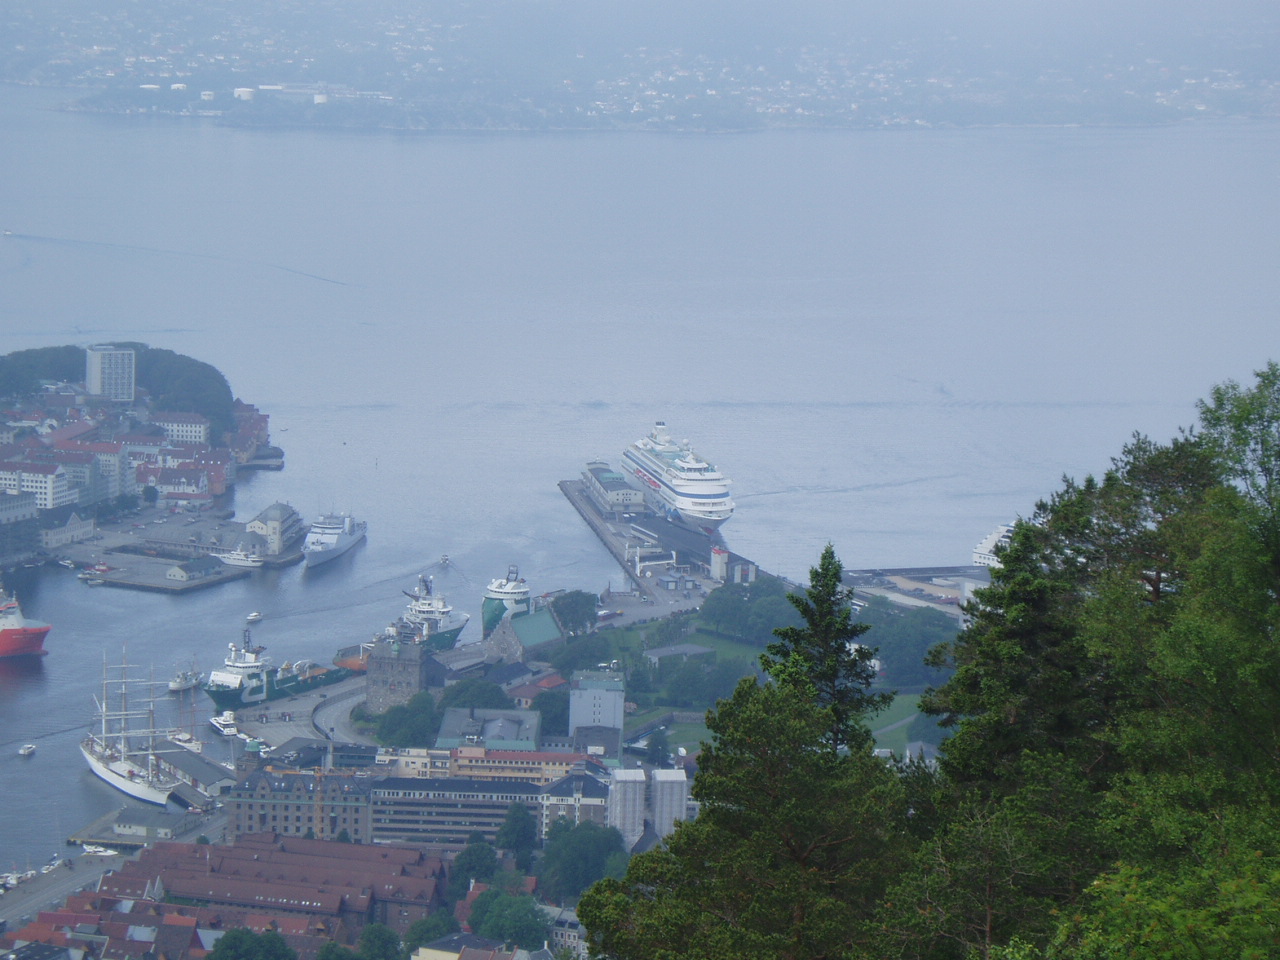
left=1, top=83, right=1278, bottom=869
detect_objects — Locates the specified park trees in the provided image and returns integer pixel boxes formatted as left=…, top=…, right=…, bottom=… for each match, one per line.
left=468, top=891, right=551, bottom=949
left=449, top=837, right=498, bottom=899
left=208, top=929, right=296, bottom=960
left=495, top=801, right=538, bottom=872
left=550, top=589, right=600, bottom=634
left=539, top=819, right=627, bottom=904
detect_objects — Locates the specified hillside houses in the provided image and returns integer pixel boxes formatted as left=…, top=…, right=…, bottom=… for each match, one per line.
left=0, top=382, right=274, bottom=565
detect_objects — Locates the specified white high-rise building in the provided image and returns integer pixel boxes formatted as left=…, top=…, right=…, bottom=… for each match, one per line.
left=650, top=768, right=690, bottom=839
left=568, top=669, right=625, bottom=734
left=85, top=345, right=136, bottom=402
left=608, top=768, right=647, bottom=850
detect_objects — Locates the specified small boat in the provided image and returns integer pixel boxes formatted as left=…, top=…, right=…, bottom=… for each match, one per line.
left=210, top=711, right=239, bottom=736
left=245, top=611, right=263, bottom=623
left=58, top=559, right=76, bottom=569
left=210, top=548, right=265, bottom=567
left=82, top=844, right=119, bottom=857
left=84, top=578, right=105, bottom=586
left=168, top=667, right=204, bottom=693
left=18, top=743, right=35, bottom=757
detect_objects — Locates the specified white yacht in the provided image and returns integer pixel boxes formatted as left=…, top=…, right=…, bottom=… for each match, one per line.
left=209, top=548, right=265, bottom=568
left=621, top=421, right=734, bottom=533
left=302, top=513, right=367, bottom=567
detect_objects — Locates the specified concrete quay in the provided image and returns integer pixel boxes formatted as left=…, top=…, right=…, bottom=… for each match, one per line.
left=50, top=501, right=299, bottom=592
left=558, top=480, right=708, bottom=624
left=226, top=674, right=375, bottom=750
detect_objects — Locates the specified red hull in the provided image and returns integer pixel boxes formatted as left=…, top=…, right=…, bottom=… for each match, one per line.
left=0, top=625, right=51, bottom=658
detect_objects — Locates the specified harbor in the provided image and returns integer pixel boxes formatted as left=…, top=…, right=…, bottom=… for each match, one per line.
left=41, top=500, right=308, bottom=593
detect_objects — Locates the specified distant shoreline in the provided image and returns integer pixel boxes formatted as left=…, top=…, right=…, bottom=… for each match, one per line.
left=6, top=80, right=1277, bottom=137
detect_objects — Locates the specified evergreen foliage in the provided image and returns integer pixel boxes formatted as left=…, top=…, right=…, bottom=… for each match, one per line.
left=468, top=891, right=551, bottom=949
left=208, top=929, right=297, bottom=960
left=550, top=589, right=600, bottom=634
left=760, top=543, right=892, bottom=751
left=435, top=677, right=512, bottom=712
left=0, top=345, right=85, bottom=397
left=400, top=913, right=459, bottom=956
left=580, top=363, right=1280, bottom=960
left=495, top=801, right=538, bottom=873
left=449, top=839, right=498, bottom=899
left=538, top=819, right=627, bottom=904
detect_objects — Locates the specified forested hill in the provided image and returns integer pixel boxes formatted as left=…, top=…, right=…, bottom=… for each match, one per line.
left=0, top=344, right=235, bottom=438
left=580, top=360, right=1280, bottom=960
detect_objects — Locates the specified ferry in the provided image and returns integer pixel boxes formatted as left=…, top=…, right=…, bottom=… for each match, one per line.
left=621, top=421, right=734, bottom=534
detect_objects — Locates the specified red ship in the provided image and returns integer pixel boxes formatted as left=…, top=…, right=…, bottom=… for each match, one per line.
left=0, top=589, right=50, bottom=657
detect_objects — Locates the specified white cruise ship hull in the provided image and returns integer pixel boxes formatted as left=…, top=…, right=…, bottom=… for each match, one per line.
left=621, top=449, right=734, bottom=534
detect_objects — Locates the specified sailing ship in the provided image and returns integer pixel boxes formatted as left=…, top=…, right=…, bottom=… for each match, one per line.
left=80, top=653, right=182, bottom=805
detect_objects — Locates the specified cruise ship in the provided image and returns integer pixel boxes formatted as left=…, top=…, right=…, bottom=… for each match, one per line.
left=481, top=565, right=532, bottom=639
left=302, top=513, right=367, bottom=567
left=621, top=421, right=734, bottom=534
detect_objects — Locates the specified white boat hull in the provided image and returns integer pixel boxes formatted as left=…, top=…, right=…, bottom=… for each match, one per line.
left=80, top=741, right=173, bottom=806
left=214, top=553, right=264, bottom=567
left=303, top=516, right=367, bottom=567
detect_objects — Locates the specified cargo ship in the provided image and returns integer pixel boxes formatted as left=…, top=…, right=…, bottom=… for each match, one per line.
left=621, top=421, right=734, bottom=534
left=0, top=589, right=50, bottom=658
left=203, top=630, right=351, bottom=710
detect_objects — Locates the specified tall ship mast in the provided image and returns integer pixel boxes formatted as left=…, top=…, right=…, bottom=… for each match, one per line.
left=80, top=653, right=181, bottom=806
left=621, top=421, right=734, bottom=534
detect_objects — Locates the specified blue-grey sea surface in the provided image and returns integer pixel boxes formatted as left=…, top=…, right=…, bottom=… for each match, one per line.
left=0, top=83, right=1277, bottom=870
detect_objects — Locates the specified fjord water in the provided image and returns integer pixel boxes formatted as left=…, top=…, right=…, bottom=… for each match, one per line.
left=0, top=82, right=1277, bottom=869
